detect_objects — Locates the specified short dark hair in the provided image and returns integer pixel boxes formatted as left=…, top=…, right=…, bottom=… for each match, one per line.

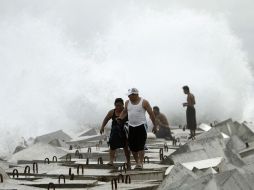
left=182, top=85, right=189, bottom=91
left=114, top=98, right=124, bottom=105
left=153, top=106, right=160, bottom=112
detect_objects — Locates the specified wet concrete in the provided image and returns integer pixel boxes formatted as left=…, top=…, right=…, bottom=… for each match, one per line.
left=1, top=119, right=254, bottom=189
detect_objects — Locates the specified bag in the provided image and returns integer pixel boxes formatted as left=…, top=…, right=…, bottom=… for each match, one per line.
left=123, top=123, right=129, bottom=139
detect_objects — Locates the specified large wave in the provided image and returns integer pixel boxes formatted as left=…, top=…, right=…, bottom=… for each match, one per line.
left=0, top=4, right=252, bottom=155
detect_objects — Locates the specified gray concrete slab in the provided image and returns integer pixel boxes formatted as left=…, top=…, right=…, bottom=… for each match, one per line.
left=3, top=118, right=254, bottom=189
left=34, top=130, right=71, bottom=144
left=215, top=169, right=253, bottom=190
left=158, top=163, right=198, bottom=190
left=88, top=180, right=159, bottom=190
left=20, top=178, right=98, bottom=188
left=214, top=119, right=254, bottom=143
left=8, top=143, right=68, bottom=164
left=66, top=135, right=106, bottom=145
left=0, top=180, right=42, bottom=190
left=226, top=135, right=246, bottom=152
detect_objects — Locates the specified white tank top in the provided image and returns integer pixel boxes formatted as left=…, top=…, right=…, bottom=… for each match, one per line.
left=127, top=98, right=147, bottom=127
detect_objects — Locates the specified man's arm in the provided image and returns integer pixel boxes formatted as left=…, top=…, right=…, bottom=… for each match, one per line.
left=143, top=100, right=157, bottom=133
left=100, top=110, right=114, bottom=134
left=118, top=100, right=128, bottom=121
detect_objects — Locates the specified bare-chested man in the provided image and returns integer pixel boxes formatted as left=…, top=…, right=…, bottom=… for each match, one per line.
left=118, top=88, right=156, bottom=169
left=182, top=86, right=197, bottom=140
left=153, top=106, right=172, bottom=140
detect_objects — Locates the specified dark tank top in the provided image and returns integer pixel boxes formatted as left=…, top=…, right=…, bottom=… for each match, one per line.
left=111, top=109, right=128, bottom=126
left=111, top=109, right=118, bottom=126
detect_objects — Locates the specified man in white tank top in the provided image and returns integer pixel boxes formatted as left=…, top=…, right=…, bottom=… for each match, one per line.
left=118, top=88, right=156, bottom=169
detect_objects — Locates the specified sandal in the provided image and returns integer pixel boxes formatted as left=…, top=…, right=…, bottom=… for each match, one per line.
left=106, top=162, right=114, bottom=167
left=126, top=162, right=131, bottom=170
left=134, top=164, right=142, bottom=170
left=188, top=135, right=193, bottom=140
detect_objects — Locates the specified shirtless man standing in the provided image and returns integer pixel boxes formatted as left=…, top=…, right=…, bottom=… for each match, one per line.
left=182, top=86, right=197, bottom=140
left=118, top=88, right=156, bottom=169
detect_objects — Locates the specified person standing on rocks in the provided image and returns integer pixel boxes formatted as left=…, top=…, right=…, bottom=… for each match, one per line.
left=182, top=85, right=197, bottom=140
left=100, top=98, right=130, bottom=168
left=118, top=88, right=156, bottom=169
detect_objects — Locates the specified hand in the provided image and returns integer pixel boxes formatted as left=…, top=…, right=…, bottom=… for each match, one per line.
left=152, top=126, right=157, bottom=134
left=116, top=118, right=122, bottom=125
left=182, top=103, right=188, bottom=107
left=100, top=127, right=104, bottom=135
left=155, top=118, right=161, bottom=126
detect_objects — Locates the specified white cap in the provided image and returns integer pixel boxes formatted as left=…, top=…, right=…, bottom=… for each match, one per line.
left=127, top=88, right=139, bottom=96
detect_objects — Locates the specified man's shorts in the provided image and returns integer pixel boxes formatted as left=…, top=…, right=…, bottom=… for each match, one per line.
left=128, top=124, right=147, bottom=152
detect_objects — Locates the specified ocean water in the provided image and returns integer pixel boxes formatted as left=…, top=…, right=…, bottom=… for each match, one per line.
left=0, top=2, right=252, bottom=155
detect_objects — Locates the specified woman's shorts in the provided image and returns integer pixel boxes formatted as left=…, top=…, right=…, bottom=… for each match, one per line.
left=109, top=124, right=126, bottom=150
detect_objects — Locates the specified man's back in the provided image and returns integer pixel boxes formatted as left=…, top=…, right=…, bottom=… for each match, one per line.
left=155, top=112, right=169, bottom=128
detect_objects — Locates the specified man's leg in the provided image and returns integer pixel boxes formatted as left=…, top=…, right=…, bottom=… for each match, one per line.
left=132, top=151, right=139, bottom=164
left=138, top=150, right=145, bottom=167
left=139, top=124, right=147, bottom=168
left=188, top=129, right=193, bottom=139
left=190, top=130, right=196, bottom=140
left=128, top=125, right=139, bottom=166
left=123, top=144, right=131, bottom=168
left=109, top=149, right=115, bottom=165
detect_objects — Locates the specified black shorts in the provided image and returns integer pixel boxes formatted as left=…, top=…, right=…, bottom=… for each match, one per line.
left=186, top=106, right=197, bottom=130
left=156, top=127, right=172, bottom=139
left=128, top=124, right=147, bottom=152
left=109, top=124, right=126, bottom=150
